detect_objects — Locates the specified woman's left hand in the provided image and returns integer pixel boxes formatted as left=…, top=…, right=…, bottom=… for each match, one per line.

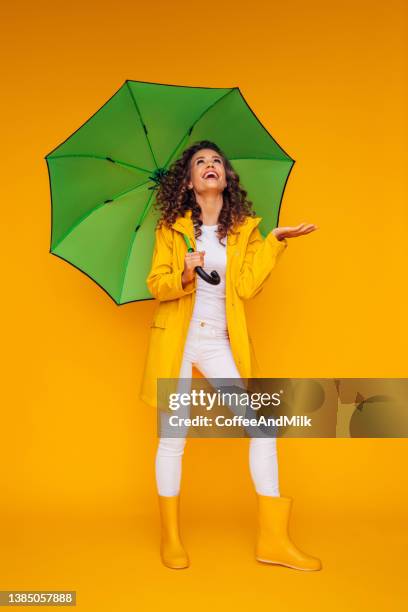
left=272, top=223, right=318, bottom=241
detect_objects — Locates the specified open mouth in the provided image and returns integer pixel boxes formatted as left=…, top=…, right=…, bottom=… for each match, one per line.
left=202, top=170, right=219, bottom=179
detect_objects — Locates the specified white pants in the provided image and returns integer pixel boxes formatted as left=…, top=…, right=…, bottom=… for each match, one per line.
left=155, top=319, right=280, bottom=497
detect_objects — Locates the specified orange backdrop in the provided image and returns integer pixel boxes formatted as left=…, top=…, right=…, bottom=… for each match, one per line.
left=1, top=0, right=407, bottom=610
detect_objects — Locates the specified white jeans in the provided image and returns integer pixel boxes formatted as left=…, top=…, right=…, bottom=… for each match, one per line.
left=155, top=319, right=280, bottom=497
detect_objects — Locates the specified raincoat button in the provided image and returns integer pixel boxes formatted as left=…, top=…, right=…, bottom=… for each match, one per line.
left=200, top=321, right=205, bottom=327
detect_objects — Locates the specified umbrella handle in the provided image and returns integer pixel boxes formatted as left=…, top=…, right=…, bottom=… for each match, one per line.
left=187, top=247, right=221, bottom=285
left=182, top=231, right=221, bottom=285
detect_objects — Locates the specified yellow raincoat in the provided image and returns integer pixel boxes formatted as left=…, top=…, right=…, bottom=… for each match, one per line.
left=139, top=209, right=288, bottom=409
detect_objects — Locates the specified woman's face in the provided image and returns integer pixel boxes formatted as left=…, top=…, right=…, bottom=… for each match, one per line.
left=187, top=148, right=227, bottom=195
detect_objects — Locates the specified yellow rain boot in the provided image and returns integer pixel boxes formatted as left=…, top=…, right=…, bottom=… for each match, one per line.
left=255, top=495, right=322, bottom=571
left=158, top=495, right=189, bottom=569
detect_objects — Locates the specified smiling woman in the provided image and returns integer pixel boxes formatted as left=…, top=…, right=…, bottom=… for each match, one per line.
left=140, top=139, right=321, bottom=572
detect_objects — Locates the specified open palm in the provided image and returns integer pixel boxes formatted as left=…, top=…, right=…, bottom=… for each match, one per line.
left=272, top=223, right=318, bottom=241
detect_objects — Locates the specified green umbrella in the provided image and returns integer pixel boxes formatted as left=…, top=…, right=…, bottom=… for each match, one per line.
left=45, top=80, right=294, bottom=305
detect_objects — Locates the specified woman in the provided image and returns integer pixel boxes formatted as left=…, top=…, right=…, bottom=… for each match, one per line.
left=139, top=140, right=321, bottom=571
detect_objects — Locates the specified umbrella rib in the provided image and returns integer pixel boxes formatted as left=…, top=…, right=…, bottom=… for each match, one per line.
left=49, top=153, right=153, bottom=175
left=101, top=178, right=152, bottom=204
left=163, top=88, right=236, bottom=168
left=52, top=179, right=151, bottom=251
left=126, top=82, right=158, bottom=170
left=119, top=189, right=155, bottom=303
left=132, top=196, right=154, bottom=232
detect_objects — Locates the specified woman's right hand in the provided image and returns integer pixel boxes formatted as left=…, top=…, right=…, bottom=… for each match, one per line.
left=182, top=250, right=205, bottom=285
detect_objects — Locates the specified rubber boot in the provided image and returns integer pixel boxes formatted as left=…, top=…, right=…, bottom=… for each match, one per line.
left=255, top=494, right=322, bottom=571
left=158, top=495, right=189, bottom=569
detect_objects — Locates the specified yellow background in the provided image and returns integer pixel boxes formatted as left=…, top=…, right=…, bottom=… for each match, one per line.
left=1, top=0, right=407, bottom=609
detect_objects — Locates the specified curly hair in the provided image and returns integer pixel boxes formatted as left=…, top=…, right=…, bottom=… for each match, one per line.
left=153, top=140, right=257, bottom=246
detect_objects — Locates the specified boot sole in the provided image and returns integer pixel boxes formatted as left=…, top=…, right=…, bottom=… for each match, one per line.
left=162, top=557, right=190, bottom=570
left=256, top=557, right=321, bottom=571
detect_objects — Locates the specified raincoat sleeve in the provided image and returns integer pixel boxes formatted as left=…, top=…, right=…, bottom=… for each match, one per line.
left=236, top=227, right=288, bottom=300
left=146, top=226, right=196, bottom=301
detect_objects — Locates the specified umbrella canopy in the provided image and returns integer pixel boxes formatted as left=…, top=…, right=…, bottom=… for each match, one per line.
left=45, top=80, right=294, bottom=305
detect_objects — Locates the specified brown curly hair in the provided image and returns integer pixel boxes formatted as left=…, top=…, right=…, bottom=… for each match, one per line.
left=153, top=140, right=257, bottom=246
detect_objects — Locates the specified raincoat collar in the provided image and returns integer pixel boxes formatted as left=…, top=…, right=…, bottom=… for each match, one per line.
left=171, top=208, right=262, bottom=242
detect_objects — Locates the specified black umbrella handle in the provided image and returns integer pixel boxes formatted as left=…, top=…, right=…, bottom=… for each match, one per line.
left=187, top=247, right=221, bottom=285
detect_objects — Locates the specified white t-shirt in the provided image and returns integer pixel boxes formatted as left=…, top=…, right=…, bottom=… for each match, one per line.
left=190, top=224, right=227, bottom=330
